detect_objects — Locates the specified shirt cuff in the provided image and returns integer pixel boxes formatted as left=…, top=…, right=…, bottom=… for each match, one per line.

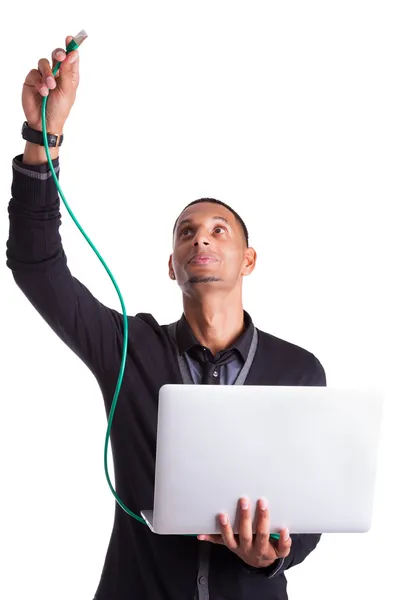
left=13, top=153, right=60, bottom=173
left=11, top=153, right=60, bottom=208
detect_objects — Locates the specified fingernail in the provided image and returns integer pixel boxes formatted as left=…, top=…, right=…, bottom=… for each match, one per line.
left=219, top=514, right=228, bottom=525
left=259, top=497, right=268, bottom=510
left=197, top=535, right=205, bottom=541
left=69, top=53, right=78, bottom=63
left=240, top=498, right=249, bottom=510
left=285, top=529, right=290, bottom=541
left=56, top=50, right=64, bottom=58
left=46, top=77, right=54, bottom=88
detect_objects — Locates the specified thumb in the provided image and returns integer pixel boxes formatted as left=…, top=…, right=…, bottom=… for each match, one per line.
left=58, top=52, right=80, bottom=89
left=54, top=35, right=80, bottom=86
left=64, top=34, right=79, bottom=74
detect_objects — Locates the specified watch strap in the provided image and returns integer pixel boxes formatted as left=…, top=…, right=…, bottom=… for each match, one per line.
left=21, top=121, right=64, bottom=147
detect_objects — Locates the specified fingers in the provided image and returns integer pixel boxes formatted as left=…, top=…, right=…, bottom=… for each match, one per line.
left=51, top=33, right=75, bottom=73
left=38, top=58, right=57, bottom=91
left=237, top=497, right=253, bottom=553
left=50, top=48, right=78, bottom=82
left=24, top=69, right=48, bottom=97
left=35, top=44, right=78, bottom=94
left=32, top=35, right=79, bottom=91
left=197, top=534, right=224, bottom=544
left=198, top=498, right=291, bottom=566
left=34, top=46, right=67, bottom=97
left=254, top=498, right=270, bottom=557
left=218, top=512, right=238, bottom=550
left=276, top=528, right=292, bottom=558
left=51, top=48, right=67, bottom=74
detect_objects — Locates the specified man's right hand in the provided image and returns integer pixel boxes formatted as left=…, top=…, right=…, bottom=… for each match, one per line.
left=21, top=35, right=81, bottom=134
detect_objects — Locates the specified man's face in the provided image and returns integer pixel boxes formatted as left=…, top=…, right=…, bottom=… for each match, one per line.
left=169, top=202, right=256, bottom=292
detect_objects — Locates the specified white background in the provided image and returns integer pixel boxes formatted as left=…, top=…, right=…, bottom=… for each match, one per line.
left=1, top=1, right=399, bottom=599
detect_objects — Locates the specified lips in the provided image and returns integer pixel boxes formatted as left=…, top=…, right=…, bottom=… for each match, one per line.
left=189, top=253, right=218, bottom=264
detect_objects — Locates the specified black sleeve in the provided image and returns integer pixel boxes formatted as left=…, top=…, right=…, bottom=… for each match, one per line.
left=6, top=154, right=121, bottom=376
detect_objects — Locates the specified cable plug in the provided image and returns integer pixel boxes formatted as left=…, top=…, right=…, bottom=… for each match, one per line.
left=66, top=29, right=88, bottom=54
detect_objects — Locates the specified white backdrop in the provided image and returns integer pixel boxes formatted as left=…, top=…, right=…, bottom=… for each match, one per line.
left=1, top=1, right=399, bottom=599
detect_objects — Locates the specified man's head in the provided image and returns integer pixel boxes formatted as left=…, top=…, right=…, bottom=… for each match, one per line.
left=169, top=198, right=256, bottom=296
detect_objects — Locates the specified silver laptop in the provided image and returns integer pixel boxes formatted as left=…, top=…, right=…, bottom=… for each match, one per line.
left=141, top=384, right=383, bottom=535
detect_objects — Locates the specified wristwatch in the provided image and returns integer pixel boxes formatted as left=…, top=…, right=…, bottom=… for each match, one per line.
left=21, top=120, right=64, bottom=147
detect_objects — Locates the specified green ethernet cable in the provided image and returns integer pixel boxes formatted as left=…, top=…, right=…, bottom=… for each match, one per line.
left=39, top=29, right=281, bottom=542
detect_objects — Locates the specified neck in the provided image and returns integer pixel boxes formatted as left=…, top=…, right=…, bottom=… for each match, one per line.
left=182, top=291, right=245, bottom=355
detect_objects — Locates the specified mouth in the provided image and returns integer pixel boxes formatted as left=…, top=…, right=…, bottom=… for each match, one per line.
left=189, top=254, right=218, bottom=265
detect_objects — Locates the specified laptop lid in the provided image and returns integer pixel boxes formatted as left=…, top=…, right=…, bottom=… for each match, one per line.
left=142, top=384, right=383, bottom=535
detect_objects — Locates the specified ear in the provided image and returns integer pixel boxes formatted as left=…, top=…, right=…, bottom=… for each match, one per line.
left=242, top=247, right=257, bottom=276
left=168, top=255, right=176, bottom=280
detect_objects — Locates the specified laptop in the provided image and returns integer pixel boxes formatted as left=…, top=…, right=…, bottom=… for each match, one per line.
left=141, top=384, right=383, bottom=535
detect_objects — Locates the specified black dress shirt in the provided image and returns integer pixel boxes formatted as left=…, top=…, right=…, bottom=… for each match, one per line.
left=6, top=154, right=326, bottom=599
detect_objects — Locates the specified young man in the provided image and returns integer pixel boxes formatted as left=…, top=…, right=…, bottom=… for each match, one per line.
left=6, top=36, right=326, bottom=600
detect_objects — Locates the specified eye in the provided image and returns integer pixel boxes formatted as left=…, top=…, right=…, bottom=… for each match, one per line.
left=214, top=225, right=226, bottom=234
left=180, top=227, right=192, bottom=236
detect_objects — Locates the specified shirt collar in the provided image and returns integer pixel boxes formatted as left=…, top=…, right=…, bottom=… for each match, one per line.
left=176, top=310, right=254, bottom=362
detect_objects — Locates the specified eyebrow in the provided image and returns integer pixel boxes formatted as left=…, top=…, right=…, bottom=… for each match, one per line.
left=177, top=216, right=229, bottom=229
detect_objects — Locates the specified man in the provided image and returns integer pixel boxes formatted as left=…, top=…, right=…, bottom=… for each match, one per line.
left=6, top=36, right=326, bottom=600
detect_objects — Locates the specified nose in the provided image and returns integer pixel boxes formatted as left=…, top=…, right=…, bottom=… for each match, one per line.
left=192, top=229, right=210, bottom=246
left=193, top=239, right=210, bottom=247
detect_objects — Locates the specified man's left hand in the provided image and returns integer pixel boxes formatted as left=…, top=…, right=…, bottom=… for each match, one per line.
left=197, top=497, right=291, bottom=569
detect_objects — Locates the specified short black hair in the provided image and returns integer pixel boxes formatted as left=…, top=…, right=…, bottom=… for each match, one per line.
left=173, top=198, right=249, bottom=246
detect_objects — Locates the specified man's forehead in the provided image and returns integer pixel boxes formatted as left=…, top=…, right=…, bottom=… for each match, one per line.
left=177, top=204, right=233, bottom=226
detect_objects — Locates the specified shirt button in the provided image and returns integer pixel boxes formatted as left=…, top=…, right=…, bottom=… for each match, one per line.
left=213, top=370, right=218, bottom=377
left=199, top=576, right=208, bottom=585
